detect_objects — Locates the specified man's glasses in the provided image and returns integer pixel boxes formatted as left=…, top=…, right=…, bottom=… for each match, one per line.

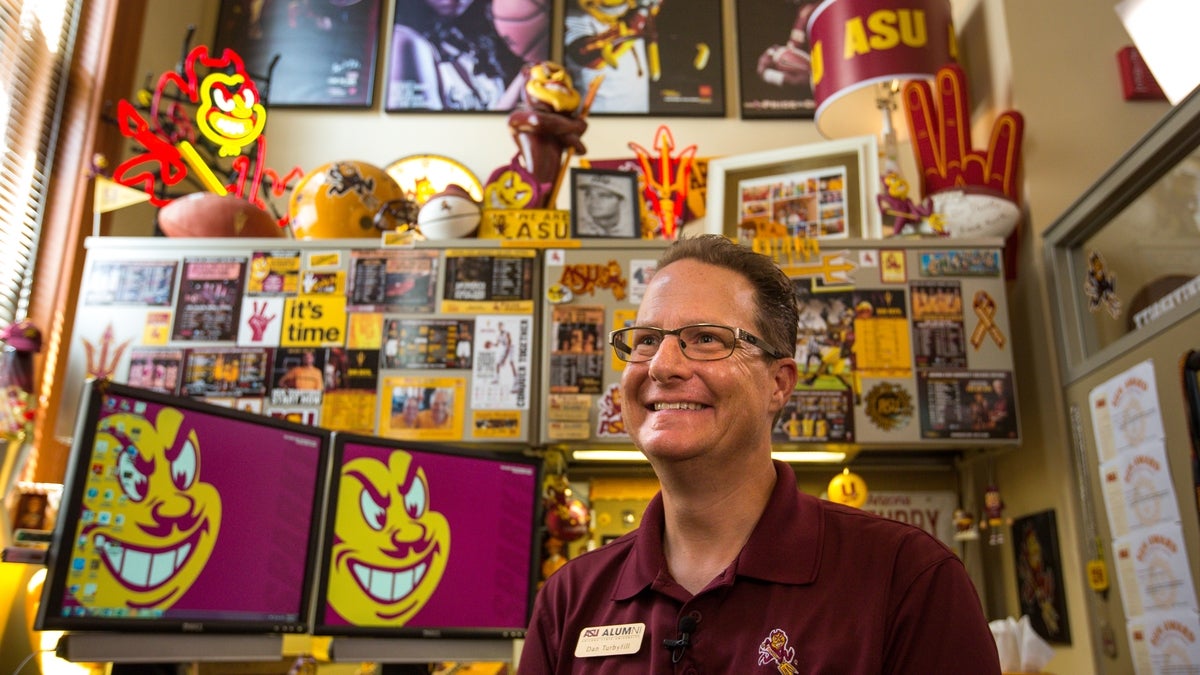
left=608, top=323, right=790, bottom=363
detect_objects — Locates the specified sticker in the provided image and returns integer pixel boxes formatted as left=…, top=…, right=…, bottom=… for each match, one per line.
left=143, top=311, right=172, bottom=345
left=471, top=410, right=522, bottom=439
left=548, top=394, right=592, bottom=421
left=628, top=259, right=657, bottom=304
left=307, top=251, right=341, bottom=269
left=596, top=383, right=627, bottom=438
left=969, top=290, right=1006, bottom=350
left=880, top=249, right=906, bottom=283
left=865, top=382, right=914, bottom=431
left=574, top=623, right=645, bottom=658
left=559, top=261, right=628, bottom=301
left=1084, top=250, right=1122, bottom=319
left=546, top=283, right=573, bottom=304
left=478, top=208, right=571, bottom=241
left=919, top=250, right=1001, bottom=277
left=548, top=420, right=591, bottom=440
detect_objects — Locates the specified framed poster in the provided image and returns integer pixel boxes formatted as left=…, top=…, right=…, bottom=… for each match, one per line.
left=705, top=136, right=882, bottom=241
left=1012, top=509, right=1072, bottom=644
left=570, top=168, right=641, bottom=238
left=560, top=0, right=725, bottom=116
left=213, top=0, right=382, bottom=108
left=736, top=0, right=820, bottom=119
left=385, top=0, right=551, bottom=112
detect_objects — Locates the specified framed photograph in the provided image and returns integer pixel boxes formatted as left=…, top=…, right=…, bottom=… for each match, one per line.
left=704, top=136, right=882, bottom=241
left=1012, top=509, right=1072, bottom=644
left=571, top=169, right=641, bottom=239
left=213, top=0, right=382, bottom=108
left=736, top=0, right=820, bottom=119
left=385, top=0, right=551, bottom=112
left=560, top=0, right=725, bottom=116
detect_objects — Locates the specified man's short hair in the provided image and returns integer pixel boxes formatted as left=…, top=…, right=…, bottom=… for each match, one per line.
left=657, top=234, right=798, bottom=355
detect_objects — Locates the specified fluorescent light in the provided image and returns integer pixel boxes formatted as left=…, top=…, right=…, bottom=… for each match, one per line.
left=571, top=450, right=647, bottom=462
left=570, top=449, right=847, bottom=464
left=772, top=451, right=847, bottom=463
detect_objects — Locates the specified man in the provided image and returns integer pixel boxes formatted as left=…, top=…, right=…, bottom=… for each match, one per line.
left=277, top=349, right=323, bottom=390
left=519, top=234, right=1000, bottom=673
left=395, top=393, right=422, bottom=429
left=416, top=388, right=453, bottom=428
left=575, top=175, right=629, bottom=236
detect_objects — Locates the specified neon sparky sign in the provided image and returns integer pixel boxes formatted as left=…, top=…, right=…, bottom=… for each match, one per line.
left=112, top=45, right=303, bottom=226
left=628, top=125, right=697, bottom=240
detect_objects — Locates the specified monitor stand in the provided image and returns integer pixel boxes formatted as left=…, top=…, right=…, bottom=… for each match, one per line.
left=55, top=633, right=284, bottom=663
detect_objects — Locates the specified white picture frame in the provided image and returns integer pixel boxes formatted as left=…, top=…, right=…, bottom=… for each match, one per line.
left=704, top=136, right=882, bottom=241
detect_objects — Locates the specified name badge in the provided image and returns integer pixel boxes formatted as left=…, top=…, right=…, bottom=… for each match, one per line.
left=574, top=622, right=646, bottom=658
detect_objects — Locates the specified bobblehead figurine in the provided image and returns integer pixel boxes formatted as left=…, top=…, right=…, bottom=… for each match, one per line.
left=486, top=61, right=590, bottom=210
left=980, top=484, right=1009, bottom=546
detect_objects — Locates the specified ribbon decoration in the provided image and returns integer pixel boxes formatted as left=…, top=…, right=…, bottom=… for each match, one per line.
left=971, top=290, right=1006, bottom=349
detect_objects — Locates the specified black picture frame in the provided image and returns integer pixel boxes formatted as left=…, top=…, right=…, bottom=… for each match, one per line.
left=735, top=0, right=820, bottom=119
left=559, top=0, right=725, bottom=117
left=570, top=168, right=641, bottom=239
left=1012, top=509, right=1072, bottom=644
left=213, top=0, right=382, bottom=108
left=384, top=0, right=552, bottom=112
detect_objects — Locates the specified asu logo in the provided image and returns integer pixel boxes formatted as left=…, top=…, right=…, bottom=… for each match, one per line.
left=865, top=382, right=914, bottom=431
left=757, top=628, right=799, bottom=673
left=83, top=407, right=222, bottom=611
left=328, top=451, right=450, bottom=625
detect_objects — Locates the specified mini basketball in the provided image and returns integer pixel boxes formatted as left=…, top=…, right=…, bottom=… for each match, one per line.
left=157, top=192, right=283, bottom=238
left=417, top=186, right=482, bottom=239
left=492, top=0, right=550, bottom=63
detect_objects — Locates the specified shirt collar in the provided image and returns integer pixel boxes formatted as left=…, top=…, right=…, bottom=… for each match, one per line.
left=612, top=460, right=821, bottom=600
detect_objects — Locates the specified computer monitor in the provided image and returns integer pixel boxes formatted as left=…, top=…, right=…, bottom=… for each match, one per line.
left=313, top=433, right=543, bottom=639
left=36, top=379, right=332, bottom=634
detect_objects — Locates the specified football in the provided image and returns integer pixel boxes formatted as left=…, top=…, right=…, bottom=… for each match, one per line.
left=157, top=192, right=284, bottom=238
left=929, top=190, right=1021, bottom=239
left=418, top=186, right=482, bottom=239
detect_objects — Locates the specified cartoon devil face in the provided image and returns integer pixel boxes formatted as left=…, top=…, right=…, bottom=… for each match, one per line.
left=83, top=408, right=221, bottom=610
left=328, top=451, right=450, bottom=625
left=196, top=71, right=266, bottom=157
left=524, top=62, right=581, bottom=114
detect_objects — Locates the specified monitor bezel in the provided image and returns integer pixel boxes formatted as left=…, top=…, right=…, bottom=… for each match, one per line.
left=36, top=378, right=334, bottom=635
left=312, top=431, right=544, bottom=640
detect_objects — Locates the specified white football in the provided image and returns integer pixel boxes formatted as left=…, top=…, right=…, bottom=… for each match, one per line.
left=418, top=189, right=482, bottom=239
left=929, top=189, right=1021, bottom=239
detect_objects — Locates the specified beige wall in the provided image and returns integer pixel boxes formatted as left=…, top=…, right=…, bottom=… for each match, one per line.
left=1001, top=1, right=1171, bottom=673
left=125, top=1, right=1183, bottom=672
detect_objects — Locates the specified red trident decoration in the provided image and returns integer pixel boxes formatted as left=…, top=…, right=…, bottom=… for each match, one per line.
left=111, top=42, right=304, bottom=226
left=629, top=125, right=697, bottom=239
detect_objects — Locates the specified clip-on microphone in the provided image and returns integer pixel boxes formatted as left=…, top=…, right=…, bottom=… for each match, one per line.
left=662, top=615, right=698, bottom=664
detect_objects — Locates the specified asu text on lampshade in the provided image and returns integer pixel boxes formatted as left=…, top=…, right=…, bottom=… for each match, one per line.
left=808, top=0, right=957, bottom=140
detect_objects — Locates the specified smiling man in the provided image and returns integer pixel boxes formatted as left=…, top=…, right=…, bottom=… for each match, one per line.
left=519, top=234, right=1001, bottom=673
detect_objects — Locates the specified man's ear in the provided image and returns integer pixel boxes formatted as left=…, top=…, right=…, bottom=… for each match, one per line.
left=770, top=358, right=799, bottom=412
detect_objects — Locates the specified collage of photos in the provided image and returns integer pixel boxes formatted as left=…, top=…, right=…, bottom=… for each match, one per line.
left=737, top=166, right=848, bottom=239
left=78, top=248, right=535, bottom=444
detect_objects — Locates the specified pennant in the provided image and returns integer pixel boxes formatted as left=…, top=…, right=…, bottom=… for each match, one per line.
left=93, top=175, right=151, bottom=213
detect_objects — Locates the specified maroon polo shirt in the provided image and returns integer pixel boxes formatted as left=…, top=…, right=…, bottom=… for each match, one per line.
left=519, top=461, right=1001, bottom=674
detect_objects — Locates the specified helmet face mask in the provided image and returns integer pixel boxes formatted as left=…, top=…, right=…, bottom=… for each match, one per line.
left=289, top=161, right=415, bottom=239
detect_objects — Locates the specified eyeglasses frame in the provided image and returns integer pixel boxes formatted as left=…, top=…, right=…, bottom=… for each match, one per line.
left=607, top=323, right=791, bottom=363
